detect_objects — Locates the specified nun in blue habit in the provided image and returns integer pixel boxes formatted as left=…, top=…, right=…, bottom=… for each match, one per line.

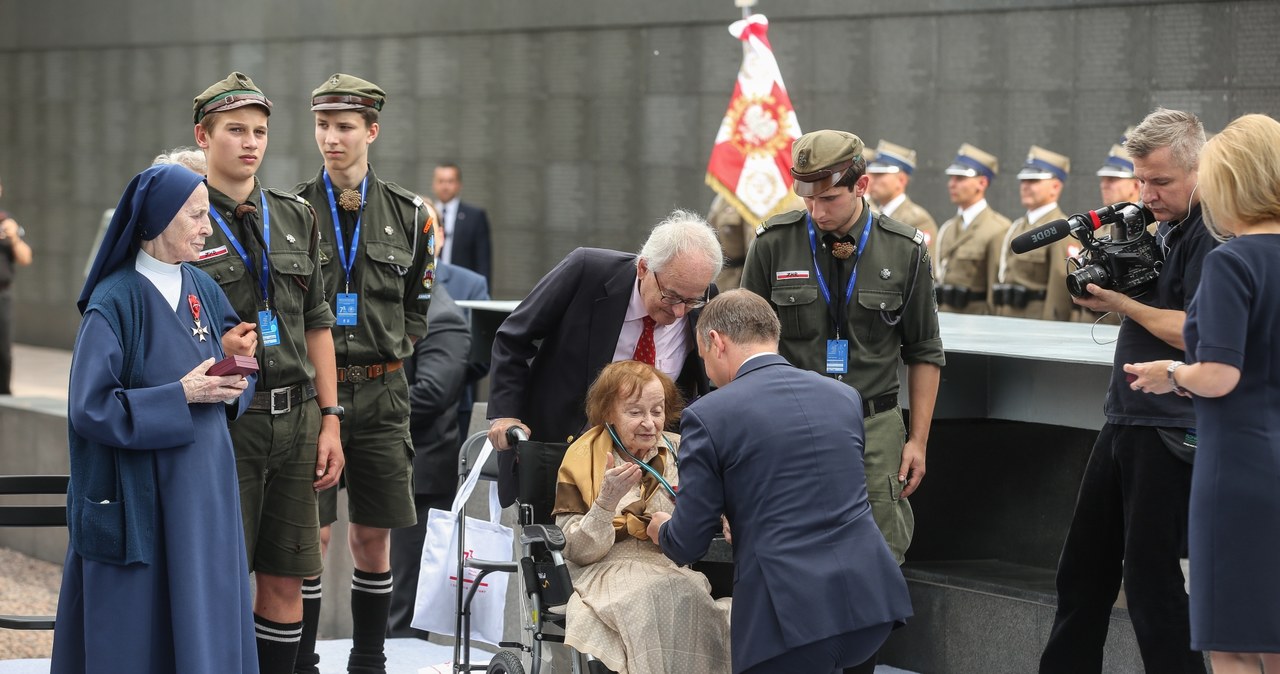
left=51, top=164, right=260, bottom=674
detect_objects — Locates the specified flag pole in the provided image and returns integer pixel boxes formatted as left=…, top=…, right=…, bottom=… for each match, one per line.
left=734, top=0, right=756, bottom=20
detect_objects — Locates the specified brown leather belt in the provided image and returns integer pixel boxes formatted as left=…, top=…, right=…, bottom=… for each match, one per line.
left=337, top=360, right=403, bottom=384
left=248, top=383, right=317, bottom=415
left=863, top=393, right=899, bottom=418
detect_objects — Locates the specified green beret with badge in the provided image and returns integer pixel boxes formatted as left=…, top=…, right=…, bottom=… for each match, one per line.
left=311, top=73, right=386, bottom=112
left=193, top=72, right=272, bottom=123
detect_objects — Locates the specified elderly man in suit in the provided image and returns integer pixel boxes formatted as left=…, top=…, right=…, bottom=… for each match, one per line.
left=648, top=289, right=911, bottom=674
left=486, top=209, right=722, bottom=504
left=433, top=163, right=493, bottom=286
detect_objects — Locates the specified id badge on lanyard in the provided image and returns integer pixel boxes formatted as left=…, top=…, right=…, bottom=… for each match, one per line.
left=258, top=309, right=281, bottom=347
left=336, top=292, right=359, bottom=326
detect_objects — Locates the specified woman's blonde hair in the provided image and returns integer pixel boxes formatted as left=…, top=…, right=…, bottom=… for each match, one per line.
left=1200, top=113, right=1280, bottom=238
left=584, top=360, right=684, bottom=430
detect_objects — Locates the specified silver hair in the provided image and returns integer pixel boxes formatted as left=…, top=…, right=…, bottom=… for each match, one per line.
left=696, top=289, right=780, bottom=347
left=152, top=146, right=208, bottom=175
left=1125, top=108, right=1205, bottom=172
left=638, top=208, right=724, bottom=278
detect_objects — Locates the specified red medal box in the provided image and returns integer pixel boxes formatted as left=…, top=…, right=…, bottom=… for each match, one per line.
left=207, top=355, right=259, bottom=377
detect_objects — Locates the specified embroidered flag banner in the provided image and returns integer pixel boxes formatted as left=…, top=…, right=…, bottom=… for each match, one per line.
left=706, top=14, right=803, bottom=223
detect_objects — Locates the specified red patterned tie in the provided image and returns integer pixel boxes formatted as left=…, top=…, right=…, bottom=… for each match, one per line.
left=632, top=316, right=657, bottom=365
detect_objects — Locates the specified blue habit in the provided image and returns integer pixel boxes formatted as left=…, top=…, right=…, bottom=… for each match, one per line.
left=51, top=266, right=258, bottom=674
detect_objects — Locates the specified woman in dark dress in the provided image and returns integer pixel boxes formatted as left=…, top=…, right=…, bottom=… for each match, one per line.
left=1125, top=113, right=1280, bottom=674
left=52, top=164, right=260, bottom=674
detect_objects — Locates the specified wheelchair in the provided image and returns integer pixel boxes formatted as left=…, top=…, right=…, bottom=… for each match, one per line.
left=452, top=430, right=610, bottom=674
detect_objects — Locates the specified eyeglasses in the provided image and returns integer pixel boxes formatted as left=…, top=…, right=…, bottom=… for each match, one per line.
left=652, top=271, right=708, bottom=308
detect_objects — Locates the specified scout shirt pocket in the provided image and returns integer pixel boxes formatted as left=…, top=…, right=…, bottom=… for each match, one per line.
left=770, top=284, right=819, bottom=339
left=856, top=289, right=904, bottom=343
left=268, top=250, right=314, bottom=314
left=363, top=240, right=413, bottom=301
left=194, top=251, right=248, bottom=293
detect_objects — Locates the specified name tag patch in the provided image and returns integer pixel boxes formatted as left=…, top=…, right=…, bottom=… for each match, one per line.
left=199, top=245, right=229, bottom=261
left=776, top=270, right=810, bottom=280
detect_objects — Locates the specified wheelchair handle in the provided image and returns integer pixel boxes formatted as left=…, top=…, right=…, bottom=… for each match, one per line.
left=506, top=426, right=529, bottom=445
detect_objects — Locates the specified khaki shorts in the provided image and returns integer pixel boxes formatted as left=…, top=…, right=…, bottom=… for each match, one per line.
left=863, top=406, right=915, bottom=565
left=231, top=401, right=323, bottom=578
left=319, top=368, right=416, bottom=529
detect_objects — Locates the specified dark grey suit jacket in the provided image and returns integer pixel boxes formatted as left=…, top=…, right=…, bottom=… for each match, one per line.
left=404, top=285, right=471, bottom=495
left=449, top=202, right=492, bottom=286
left=660, top=354, right=912, bottom=672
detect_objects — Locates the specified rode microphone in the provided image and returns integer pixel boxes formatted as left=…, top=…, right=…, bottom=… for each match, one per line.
left=1009, top=202, right=1134, bottom=254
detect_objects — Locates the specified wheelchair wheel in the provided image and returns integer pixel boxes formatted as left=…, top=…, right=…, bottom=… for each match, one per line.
left=485, top=649, right=525, bottom=674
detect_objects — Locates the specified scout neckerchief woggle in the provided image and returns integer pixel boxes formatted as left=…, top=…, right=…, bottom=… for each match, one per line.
left=210, top=192, right=279, bottom=346
left=807, top=208, right=872, bottom=377
left=323, top=169, right=369, bottom=326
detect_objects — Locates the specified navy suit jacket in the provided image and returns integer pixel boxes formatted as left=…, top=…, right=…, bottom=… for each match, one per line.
left=436, top=262, right=490, bottom=305
left=660, top=354, right=912, bottom=673
left=488, top=247, right=714, bottom=505
left=449, top=202, right=492, bottom=286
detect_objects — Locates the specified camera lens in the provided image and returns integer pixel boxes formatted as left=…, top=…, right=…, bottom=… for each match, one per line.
left=1067, top=265, right=1110, bottom=298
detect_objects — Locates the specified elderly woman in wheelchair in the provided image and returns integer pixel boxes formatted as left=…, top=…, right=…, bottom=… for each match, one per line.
left=551, top=360, right=731, bottom=674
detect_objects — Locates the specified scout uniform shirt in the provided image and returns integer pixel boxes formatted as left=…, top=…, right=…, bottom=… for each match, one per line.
left=740, top=203, right=945, bottom=401
left=295, top=166, right=433, bottom=368
left=988, top=203, right=1076, bottom=321
left=931, top=203, right=1011, bottom=315
left=195, top=180, right=335, bottom=389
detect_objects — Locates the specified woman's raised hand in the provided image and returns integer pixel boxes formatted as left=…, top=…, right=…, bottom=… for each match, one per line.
left=596, top=452, right=643, bottom=511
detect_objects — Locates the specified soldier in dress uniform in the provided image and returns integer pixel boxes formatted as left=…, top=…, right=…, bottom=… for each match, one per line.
left=866, top=139, right=938, bottom=248
left=291, top=73, right=434, bottom=674
left=932, top=143, right=1011, bottom=314
left=740, top=129, right=944, bottom=673
left=1075, top=137, right=1143, bottom=325
left=190, top=72, right=344, bottom=674
left=989, top=146, right=1076, bottom=321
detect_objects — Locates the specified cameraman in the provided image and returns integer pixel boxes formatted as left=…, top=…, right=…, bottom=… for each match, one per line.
left=1039, top=108, right=1218, bottom=674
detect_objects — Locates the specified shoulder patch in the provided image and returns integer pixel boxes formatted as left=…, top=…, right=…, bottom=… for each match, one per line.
left=384, top=181, right=426, bottom=207
left=877, top=213, right=924, bottom=245
left=263, top=187, right=310, bottom=206
left=756, top=209, right=806, bottom=237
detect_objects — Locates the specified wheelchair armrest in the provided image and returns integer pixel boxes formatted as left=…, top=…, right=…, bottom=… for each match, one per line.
left=464, top=558, right=519, bottom=573
left=520, top=524, right=566, bottom=551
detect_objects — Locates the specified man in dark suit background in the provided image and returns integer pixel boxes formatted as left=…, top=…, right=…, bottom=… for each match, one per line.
left=486, top=209, right=723, bottom=504
left=423, top=205, right=491, bottom=444
left=386, top=284, right=472, bottom=638
left=649, top=289, right=912, bottom=674
left=433, top=162, right=493, bottom=286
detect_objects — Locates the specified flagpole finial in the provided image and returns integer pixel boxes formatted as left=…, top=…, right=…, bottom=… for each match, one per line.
left=734, top=0, right=757, bottom=8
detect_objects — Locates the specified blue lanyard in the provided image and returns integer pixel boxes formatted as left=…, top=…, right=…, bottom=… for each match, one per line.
left=807, top=208, right=872, bottom=337
left=323, top=170, right=368, bottom=292
left=210, top=190, right=271, bottom=308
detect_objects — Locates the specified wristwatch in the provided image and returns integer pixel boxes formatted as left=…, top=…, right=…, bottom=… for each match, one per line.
left=320, top=405, right=345, bottom=421
left=1167, top=361, right=1189, bottom=396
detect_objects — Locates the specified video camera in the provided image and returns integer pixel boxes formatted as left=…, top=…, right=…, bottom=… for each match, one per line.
left=1009, top=201, right=1161, bottom=299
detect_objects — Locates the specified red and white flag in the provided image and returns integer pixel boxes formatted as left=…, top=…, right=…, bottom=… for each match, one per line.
left=705, top=14, right=803, bottom=223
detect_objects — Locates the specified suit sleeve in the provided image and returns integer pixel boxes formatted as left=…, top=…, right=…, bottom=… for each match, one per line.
left=659, top=406, right=726, bottom=566
left=408, top=303, right=471, bottom=423
left=487, top=248, right=588, bottom=421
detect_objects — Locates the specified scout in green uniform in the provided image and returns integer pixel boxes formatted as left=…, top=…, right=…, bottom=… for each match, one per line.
left=932, top=143, right=1012, bottom=314
left=191, top=72, right=344, bottom=674
left=741, top=130, right=945, bottom=567
left=292, top=73, right=433, bottom=674
left=867, top=139, right=939, bottom=248
left=988, top=146, right=1076, bottom=321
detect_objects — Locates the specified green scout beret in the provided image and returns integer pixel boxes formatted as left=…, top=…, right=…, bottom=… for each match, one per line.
left=790, top=130, right=866, bottom=197
left=193, top=72, right=272, bottom=124
left=311, top=73, right=386, bottom=112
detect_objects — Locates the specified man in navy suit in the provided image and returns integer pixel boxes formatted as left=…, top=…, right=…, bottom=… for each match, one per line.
left=486, top=209, right=722, bottom=504
left=649, top=289, right=912, bottom=674
left=433, top=162, right=492, bottom=286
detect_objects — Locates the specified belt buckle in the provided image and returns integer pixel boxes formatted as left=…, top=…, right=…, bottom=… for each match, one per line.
left=270, top=387, right=292, bottom=415
left=345, top=364, right=368, bottom=384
